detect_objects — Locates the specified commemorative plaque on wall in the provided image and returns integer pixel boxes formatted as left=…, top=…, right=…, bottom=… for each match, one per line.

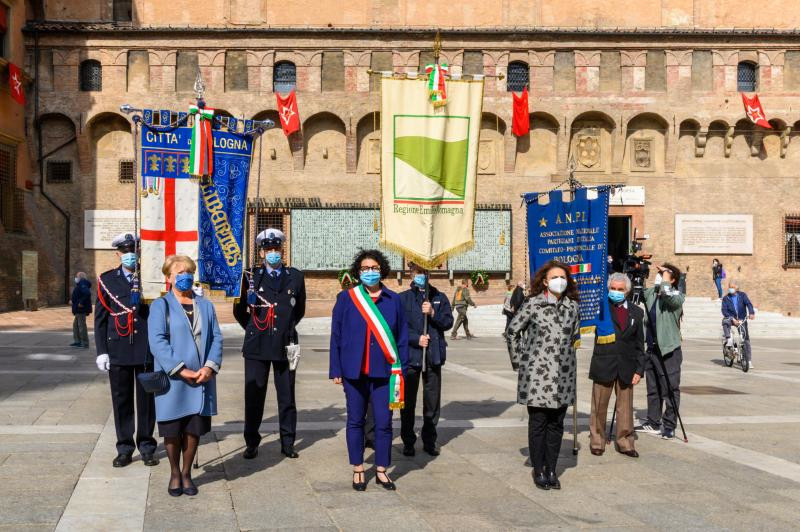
left=674, top=214, right=753, bottom=254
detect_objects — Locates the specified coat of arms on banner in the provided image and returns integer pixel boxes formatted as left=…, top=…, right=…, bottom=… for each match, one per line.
left=381, top=77, right=484, bottom=267
left=576, top=134, right=600, bottom=168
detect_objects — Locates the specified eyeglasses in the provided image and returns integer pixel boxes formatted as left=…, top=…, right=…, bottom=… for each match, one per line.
left=359, top=266, right=381, bottom=273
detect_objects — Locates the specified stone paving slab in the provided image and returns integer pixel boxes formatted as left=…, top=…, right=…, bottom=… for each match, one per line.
left=2, top=330, right=800, bottom=530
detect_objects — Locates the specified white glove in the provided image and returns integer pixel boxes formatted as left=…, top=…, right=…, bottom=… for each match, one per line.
left=96, top=354, right=110, bottom=372
left=286, top=344, right=301, bottom=371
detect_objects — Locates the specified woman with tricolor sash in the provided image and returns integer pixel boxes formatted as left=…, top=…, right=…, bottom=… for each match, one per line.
left=330, top=250, right=409, bottom=491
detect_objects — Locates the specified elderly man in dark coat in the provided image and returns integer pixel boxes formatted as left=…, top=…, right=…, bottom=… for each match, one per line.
left=589, top=273, right=646, bottom=457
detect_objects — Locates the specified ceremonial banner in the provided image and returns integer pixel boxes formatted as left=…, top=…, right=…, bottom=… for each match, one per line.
left=525, top=187, right=615, bottom=343
left=139, top=119, right=253, bottom=299
left=380, top=77, right=483, bottom=267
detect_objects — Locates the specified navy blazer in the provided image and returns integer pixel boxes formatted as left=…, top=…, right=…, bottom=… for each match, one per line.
left=94, top=266, right=150, bottom=366
left=329, top=284, right=409, bottom=380
left=721, top=292, right=755, bottom=320
left=400, top=284, right=454, bottom=368
left=71, top=278, right=92, bottom=315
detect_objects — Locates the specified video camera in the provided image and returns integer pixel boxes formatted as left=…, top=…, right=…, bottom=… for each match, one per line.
left=622, top=229, right=651, bottom=304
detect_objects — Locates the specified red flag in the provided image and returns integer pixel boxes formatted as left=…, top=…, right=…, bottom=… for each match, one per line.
left=8, top=63, right=25, bottom=106
left=512, top=87, right=529, bottom=137
left=742, top=93, right=772, bottom=129
left=275, top=90, right=300, bottom=136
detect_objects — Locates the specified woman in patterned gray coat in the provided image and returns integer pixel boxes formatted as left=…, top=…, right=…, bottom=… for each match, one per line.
left=506, top=260, right=580, bottom=491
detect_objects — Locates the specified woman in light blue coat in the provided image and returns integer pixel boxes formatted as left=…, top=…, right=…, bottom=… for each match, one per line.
left=148, top=255, right=223, bottom=497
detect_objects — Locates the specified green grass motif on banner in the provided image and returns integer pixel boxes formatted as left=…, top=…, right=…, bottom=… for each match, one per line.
left=394, top=136, right=468, bottom=198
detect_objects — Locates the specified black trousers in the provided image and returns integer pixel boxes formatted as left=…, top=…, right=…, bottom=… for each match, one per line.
left=645, top=347, right=682, bottom=430
left=108, top=364, right=157, bottom=456
left=527, top=405, right=568, bottom=473
left=244, top=358, right=296, bottom=449
left=400, top=365, right=442, bottom=448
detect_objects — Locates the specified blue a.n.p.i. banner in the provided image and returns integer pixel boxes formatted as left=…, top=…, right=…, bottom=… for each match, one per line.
left=525, top=186, right=615, bottom=343
left=140, top=111, right=254, bottom=298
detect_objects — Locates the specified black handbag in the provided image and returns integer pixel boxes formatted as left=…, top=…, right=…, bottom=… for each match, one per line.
left=137, top=297, right=171, bottom=395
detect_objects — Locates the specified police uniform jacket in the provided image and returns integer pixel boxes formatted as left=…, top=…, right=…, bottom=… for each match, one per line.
left=233, top=265, right=306, bottom=361
left=400, top=284, right=454, bottom=368
left=94, top=266, right=150, bottom=366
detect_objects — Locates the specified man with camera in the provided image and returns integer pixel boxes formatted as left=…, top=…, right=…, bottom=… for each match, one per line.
left=638, top=263, right=685, bottom=440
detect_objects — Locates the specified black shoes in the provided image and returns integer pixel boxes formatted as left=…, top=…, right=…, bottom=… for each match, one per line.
left=402, top=445, right=415, bottom=457
left=352, top=470, right=367, bottom=491
left=281, top=446, right=299, bottom=459
left=616, top=447, right=640, bottom=458
left=112, top=454, right=132, bottom=468
left=533, top=471, right=550, bottom=490
left=243, top=446, right=258, bottom=460
left=546, top=470, right=561, bottom=490
left=375, top=469, right=396, bottom=490
left=142, top=454, right=159, bottom=466
left=423, top=445, right=440, bottom=456
left=168, top=486, right=182, bottom=497
left=182, top=477, right=198, bottom=496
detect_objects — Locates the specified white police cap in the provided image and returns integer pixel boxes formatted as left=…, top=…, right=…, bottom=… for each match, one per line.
left=256, top=228, right=285, bottom=248
left=111, top=232, right=139, bottom=250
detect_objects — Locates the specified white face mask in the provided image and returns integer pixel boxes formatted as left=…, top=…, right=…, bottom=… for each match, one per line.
left=654, top=273, right=663, bottom=286
left=547, top=277, right=568, bottom=295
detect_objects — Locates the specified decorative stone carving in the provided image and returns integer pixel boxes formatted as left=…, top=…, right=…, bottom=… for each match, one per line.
left=695, top=127, right=708, bottom=157
left=478, top=139, right=496, bottom=174
left=781, top=126, right=791, bottom=158
left=367, top=138, right=381, bottom=174
left=576, top=133, right=601, bottom=168
left=724, top=126, right=734, bottom=158
left=631, top=137, right=653, bottom=171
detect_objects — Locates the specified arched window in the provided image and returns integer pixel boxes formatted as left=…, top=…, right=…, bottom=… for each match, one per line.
left=273, top=61, right=296, bottom=93
left=737, top=61, right=757, bottom=92
left=80, top=60, right=102, bottom=92
left=507, top=61, right=529, bottom=92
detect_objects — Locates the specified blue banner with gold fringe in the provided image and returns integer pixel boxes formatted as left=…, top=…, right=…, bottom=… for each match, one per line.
left=140, top=109, right=255, bottom=298
left=524, top=186, right=615, bottom=344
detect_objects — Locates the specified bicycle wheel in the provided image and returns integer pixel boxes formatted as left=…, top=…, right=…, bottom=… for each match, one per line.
left=723, top=347, right=734, bottom=367
left=741, top=356, right=749, bottom=373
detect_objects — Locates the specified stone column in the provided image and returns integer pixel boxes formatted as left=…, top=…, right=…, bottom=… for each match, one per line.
left=529, top=51, right=554, bottom=96
left=575, top=51, right=600, bottom=95
left=621, top=50, right=646, bottom=94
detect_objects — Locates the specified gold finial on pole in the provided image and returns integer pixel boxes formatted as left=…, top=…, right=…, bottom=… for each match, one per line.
left=433, top=30, right=442, bottom=63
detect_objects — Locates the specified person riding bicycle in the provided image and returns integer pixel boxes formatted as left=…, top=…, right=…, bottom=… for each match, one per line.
left=721, top=280, right=755, bottom=367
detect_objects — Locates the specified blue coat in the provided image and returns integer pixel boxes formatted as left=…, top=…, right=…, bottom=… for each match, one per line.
left=721, top=291, right=755, bottom=320
left=400, top=284, right=454, bottom=368
left=71, top=278, right=92, bottom=315
left=329, top=284, right=409, bottom=380
left=147, top=292, right=223, bottom=422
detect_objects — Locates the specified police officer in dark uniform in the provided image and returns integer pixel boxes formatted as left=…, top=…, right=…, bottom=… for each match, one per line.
left=94, top=233, right=158, bottom=468
left=233, top=228, right=306, bottom=459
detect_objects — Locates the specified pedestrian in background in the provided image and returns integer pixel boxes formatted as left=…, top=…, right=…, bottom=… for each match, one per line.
left=506, top=260, right=580, bottom=491
left=450, top=278, right=476, bottom=340
left=711, top=259, right=725, bottom=300
left=503, top=281, right=526, bottom=335
left=70, top=272, right=92, bottom=348
left=148, top=255, right=223, bottom=497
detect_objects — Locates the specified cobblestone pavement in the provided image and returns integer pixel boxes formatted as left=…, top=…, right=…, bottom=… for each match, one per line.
left=1, top=325, right=799, bottom=531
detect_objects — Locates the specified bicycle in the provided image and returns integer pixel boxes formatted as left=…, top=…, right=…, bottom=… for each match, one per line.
left=722, top=317, right=750, bottom=373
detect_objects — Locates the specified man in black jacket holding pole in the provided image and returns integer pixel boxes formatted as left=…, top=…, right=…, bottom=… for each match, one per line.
left=399, top=262, right=454, bottom=457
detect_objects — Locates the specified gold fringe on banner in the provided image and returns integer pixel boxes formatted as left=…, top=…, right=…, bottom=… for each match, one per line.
left=379, top=238, right=475, bottom=270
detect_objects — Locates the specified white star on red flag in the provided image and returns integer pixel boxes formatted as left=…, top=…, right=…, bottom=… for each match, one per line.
left=280, top=105, right=296, bottom=126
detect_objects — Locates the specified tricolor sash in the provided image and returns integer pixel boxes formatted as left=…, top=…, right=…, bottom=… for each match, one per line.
left=348, top=285, right=404, bottom=410
left=189, top=105, right=214, bottom=176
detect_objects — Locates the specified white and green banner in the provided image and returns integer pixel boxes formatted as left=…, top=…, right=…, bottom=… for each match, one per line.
left=380, top=77, right=484, bottom=267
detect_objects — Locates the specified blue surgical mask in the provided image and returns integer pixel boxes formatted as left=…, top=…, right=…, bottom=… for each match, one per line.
left=413, top=274, right=427, bottom=288
left=120, top=252, right=137, bottom=270
left=174, top=273, right=194, bottom=292
left=265, top=251, right=282, bottom=266
left=728, top=288, right=736, bottom=295
left=360, top=271, right=381, bottom=287
left=608, top=290, right=626, bottom=304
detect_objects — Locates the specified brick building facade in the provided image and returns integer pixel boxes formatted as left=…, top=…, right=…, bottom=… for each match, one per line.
left=7, top=0, right=800, bottom=315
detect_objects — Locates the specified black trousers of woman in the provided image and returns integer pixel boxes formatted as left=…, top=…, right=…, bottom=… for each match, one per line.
left=527, top=405, right=568, bottom=473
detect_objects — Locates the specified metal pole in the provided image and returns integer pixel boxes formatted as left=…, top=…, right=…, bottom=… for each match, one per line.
left=607, top=398, right=617, bottom=445
left=421, top=271, right=430, bottom=365
left=572, top=402, right=579, bottom=455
